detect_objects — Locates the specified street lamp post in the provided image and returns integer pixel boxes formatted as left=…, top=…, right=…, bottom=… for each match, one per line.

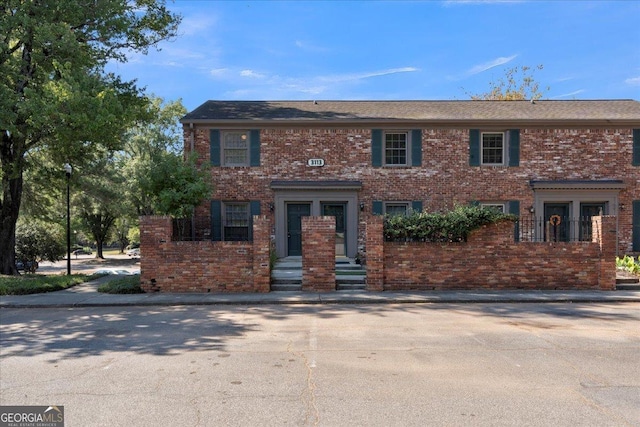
left=64, top=163, right=72, bottom=276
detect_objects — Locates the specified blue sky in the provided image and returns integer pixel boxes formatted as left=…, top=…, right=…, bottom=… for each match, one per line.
left=107, top=0, right=640, bottom=111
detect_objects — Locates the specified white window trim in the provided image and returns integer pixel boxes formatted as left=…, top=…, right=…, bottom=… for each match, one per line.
left=384, top=201, right=411, bottom=216
left=221, top=130, right=250, bottom=167
left=383, top=131, right=411, bottom=167
left=481, top=131, right=507, bottom=166
left=479, top=202, right=506, bottom=213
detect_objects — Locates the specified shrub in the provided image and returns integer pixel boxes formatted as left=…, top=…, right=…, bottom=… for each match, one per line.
left=616, top=256, right=640, bottom=275
left=97, top=276, right=144, bottom=294
left=15, top=221, right=66, bottom=272
left=383, top=205, right=516, bottom=242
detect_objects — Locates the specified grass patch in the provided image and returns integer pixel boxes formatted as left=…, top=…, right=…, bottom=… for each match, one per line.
left=98, top=275, right=144, bottom=294
left=0, top=274, right=89, bottom=295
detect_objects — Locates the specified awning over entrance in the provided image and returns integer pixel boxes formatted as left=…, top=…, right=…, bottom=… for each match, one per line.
left=270, top=180, right=363, bottom=190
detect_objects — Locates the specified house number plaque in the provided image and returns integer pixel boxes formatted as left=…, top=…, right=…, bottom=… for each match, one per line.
left=307, top=158, right=325, bottom=167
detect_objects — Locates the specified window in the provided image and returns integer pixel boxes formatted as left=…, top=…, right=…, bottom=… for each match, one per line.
left=385, top=202, right=410, bottom=216
left=480, top=203, right=506, bottom=213
left=385, top=132, right=408, bottom=165
left=223, top=203, right=250, bottom=241
left=481, top=132, right=505, bottom=165
left=223, top=131, right=249, bottom=166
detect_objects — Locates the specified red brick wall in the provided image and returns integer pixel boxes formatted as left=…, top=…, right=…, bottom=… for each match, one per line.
left=365, top=216, right=384, bottom=291
left=185, top=126, right=637, bottom=255
left=140, top=216, right=270, bottom=293
left=377, top=216, right=615, bottom=291
left=301, top=216, right=335, bottom=292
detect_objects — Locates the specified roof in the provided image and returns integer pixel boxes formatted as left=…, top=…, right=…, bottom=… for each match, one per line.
left=181, top=100, right=640, bottom=127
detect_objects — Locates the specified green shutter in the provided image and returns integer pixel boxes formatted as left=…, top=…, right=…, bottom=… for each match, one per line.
left=250, top=129, right=261, bottom=166
left=633, top=129, right=640, bottom=166
left=249, top=200, right=261, bottom=241
left=372, top=129, right=383, bottom=167
left=633, top=200, right=640, bottom=251
left=508, top=200, right=520, bottom=216
left=508, top=129, right=520, bottom=167
left=411, top=129, right=422, bottom=166
left=211, top=200, right=222, bottom=241
left=372, top=201, right=383, bottom=215
left=412, top=200, right=423, bottom=213
left=210, top=130, right=221, bottom=166
left=469, top=129, right=480, bottom=166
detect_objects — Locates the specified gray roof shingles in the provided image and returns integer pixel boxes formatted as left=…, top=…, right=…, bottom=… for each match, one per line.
left=181, top=100, right=640, bottom=124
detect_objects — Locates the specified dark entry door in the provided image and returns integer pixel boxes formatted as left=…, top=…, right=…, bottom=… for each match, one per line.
left=580, top=202, right=606, bottom=241
left=544, top=203, right=570, bottom=242
left=322, top=203, right=346, bottom=256
left=287, top=203, right=311, bottom=256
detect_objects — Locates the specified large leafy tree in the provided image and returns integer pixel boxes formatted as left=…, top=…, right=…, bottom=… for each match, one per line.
left=0, top=1, right=180, bottom=274
left=468, top=65, right=549, bottom=101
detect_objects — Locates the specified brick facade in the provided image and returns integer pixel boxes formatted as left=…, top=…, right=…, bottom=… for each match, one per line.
left=301, top=216, right=335, bottom=292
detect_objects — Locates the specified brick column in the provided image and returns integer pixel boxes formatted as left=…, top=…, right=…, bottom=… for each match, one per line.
left=366, top=216, right=384, bottom=291
left=302, top=216, right=335, bottom=292
left=139, top=216, right=172, bottom=292
left=252, top=215, right=271, bottom=293
left=594, top=215, right=617, bottom=290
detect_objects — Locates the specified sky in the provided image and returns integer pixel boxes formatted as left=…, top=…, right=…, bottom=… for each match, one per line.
left=106, top=0, right=640, bottom=112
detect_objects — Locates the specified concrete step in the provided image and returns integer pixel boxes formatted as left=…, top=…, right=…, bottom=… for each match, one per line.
left=616, top=283, right=640, bottom=291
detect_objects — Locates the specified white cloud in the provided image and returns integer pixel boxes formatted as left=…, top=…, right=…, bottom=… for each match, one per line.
left=319, top=67, right=419, bottom=83
left=551, top=89, right=586, bottom=99
left=466, top=55, right=518, bottom=76
left=625, top=76, right=640, bottom=86
left=294, top=40, right=329, bottom=52
left=210, top=68, right=229, bottom=77
left=240, top=69, right=266, bottom=79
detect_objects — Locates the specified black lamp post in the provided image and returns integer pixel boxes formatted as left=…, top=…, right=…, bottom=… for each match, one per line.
left=64, top=163, right=72, bottom=275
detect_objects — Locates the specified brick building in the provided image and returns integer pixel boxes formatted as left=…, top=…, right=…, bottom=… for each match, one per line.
left=180, top=100, right=640, bottom=259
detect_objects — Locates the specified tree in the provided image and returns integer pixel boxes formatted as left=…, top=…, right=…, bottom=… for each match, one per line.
left=468, top=65, right=549, bottom=101
left=0, top=1, right=180, bottom=274
left=15, top=220, right=65, bottom=273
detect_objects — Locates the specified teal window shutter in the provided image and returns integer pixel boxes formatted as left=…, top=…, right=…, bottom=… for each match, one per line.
left=411, top=129, right=422, bottom=166
left=250, top=129, right=261, bottom=166
left=633, top=200, right=640, bottom=251
left=372, top=129, right=383, bottom=167
left=508, top=129, right=520, bottom=167
left=469, top=129, right=480, bottom=166
left=210, top=130, right=221, bottom=166
left=372, top=201, right=383, bottom=215
left=633, top=129, right=640, bottom=166
left=249, top=200, right=261, bottom=241
left=411, top=201, right=423, bottom=213
left=508, top=200, right=520, bottom=216
left=211, top=200, right=222, bottom=241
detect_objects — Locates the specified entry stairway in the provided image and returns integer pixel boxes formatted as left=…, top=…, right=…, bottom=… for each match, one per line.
left=271, top=256, right=366, bottom=291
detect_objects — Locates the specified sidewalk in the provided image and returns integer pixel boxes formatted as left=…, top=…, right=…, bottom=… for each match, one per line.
left=1, top=275, right=640, bottom=308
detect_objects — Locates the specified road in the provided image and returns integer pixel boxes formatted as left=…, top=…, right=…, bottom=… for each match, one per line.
left=1, top=303, right=639, bottom=426
left=37, top=254, right=140, bottom=276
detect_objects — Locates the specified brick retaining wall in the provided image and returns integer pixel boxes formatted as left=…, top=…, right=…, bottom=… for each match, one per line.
left=302, top=216, right=335, bottom=292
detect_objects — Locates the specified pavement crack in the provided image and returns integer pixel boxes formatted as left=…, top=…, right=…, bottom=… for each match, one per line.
left=288, top=339, right=320, bottom=426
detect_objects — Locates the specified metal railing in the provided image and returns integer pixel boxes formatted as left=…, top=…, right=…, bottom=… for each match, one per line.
left=515, top=215, right=610, bottom=243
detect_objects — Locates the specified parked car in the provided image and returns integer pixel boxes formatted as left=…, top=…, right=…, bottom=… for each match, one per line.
left=72, top=248, right=92, bottom=256
left=16, top=260, right=38, bottom=272
left=126, top=248, right=140, bottom=258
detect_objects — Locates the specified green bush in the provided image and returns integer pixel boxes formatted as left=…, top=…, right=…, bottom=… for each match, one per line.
left=0, top=275, right=88, bottom=295
left=616, top=255, right=640, bottom=275
left=383, top=205, right=516, bottom=242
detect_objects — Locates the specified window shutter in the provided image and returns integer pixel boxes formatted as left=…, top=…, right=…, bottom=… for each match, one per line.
left=411, top=129, right=422, bottom=166
left=508, top=129, right=520, bottom=167
left=250, top=129, right=261, bottom=166
left=372, top=201, right=383, bottom=215
left=210, top=130, right=221, bottom=166
left=633, top=200, right=640, bottom=251
left=249, top=200, right=261, bottom=241
left=371, top=129, right=383, bottom=167
left=469, top=129, right=480, bottom=166
left=633, top=129, right=640, bottom=166
left=211, top=200, right=222, bottom=241
left=509, top=200, right=520, bottom=242
left=411, top=201, right=423, bottom=213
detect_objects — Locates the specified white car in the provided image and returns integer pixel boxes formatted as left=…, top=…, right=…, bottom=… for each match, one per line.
left=126, top=248, right=140, bottom=258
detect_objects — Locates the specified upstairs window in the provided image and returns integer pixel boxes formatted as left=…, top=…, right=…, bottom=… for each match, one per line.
left=223, top=131, right=249, bottom=166
left=385, top=132, right=408, bottom=166
left=481, top=132, right=505, bottom=165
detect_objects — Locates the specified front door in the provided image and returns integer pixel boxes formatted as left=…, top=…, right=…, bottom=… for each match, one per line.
left=322, top=203, right=346, bottom=256
left=544, top=203, right=570, bottom=242
left=287, top=203, right=311, bottom=256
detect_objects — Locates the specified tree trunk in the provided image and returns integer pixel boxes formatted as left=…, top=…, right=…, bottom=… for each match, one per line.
left=0, top=157, right=23, bottom=276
